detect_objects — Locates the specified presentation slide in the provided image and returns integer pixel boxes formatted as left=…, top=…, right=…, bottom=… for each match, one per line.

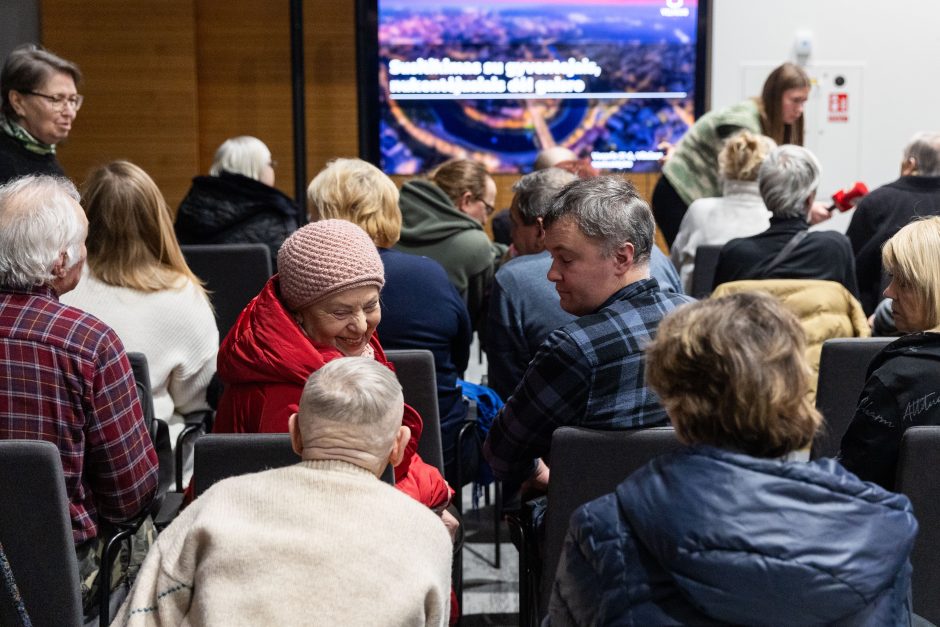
left=376, top=0, right=702, bottom=174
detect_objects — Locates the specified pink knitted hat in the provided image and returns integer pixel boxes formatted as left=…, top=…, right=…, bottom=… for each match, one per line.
left=278, top=219, right=385, bottom=311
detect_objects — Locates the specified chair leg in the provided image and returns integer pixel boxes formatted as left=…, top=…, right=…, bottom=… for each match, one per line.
left=494, top=480, right=502, bottom=569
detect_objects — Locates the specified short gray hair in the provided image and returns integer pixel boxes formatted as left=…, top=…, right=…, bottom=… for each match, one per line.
left=0, top=175, right=83, bottom=288
left=758, top=145, right=821, bottom=219
left=903, top=132, right=940, bottom=177
left=299, top=357, right=403, bottom=428
left=543, top=175, right=653, bottom=263
left=1, top=44, right=82, bottom=120
left=210, top=136, right=272, bottom=182
left=511, top=167, right=578, bottom=224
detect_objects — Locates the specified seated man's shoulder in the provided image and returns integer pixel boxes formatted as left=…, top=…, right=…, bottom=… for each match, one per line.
left=495, top=252, right=548, bottom=284
left=6, top=295, right=121, bottom=353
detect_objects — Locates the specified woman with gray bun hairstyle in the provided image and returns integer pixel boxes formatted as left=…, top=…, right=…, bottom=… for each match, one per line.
left=175, top=135, right=300, bottom=269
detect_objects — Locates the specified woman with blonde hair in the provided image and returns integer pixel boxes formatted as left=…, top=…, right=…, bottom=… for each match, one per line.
left=670, top=130, right=776, bottom=291
left=549, top=293, right=916, bottom=625
left=308, top=158, right=475, bottom=484
left=841, top=216, right=940, bottom=488
left=175, top=135, right=299, bottom=269
left=63, top=160, right=218, bottom=439
left=395, top=158, right=506, bottom=330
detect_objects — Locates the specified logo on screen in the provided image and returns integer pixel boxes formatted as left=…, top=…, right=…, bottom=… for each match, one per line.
left=661, top=0, right=691, bottom=17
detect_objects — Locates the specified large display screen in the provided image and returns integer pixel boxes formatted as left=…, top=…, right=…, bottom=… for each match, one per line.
left=356, top=0, right=708, bottom=175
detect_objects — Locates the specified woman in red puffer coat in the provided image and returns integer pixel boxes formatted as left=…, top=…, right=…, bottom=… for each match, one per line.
left=214, top=219, right=453, bottom=511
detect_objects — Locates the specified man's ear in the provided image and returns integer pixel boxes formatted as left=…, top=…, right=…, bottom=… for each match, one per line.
left=50, top=252, right=68, bottom=279
left=612, top=241, right=636, bottom=274
left=388, top=426, right=411, bottom=467
left=288, top=413, right=303, bottom=456
left=535, top=216, right=546, bottom=243
left=457, top=190, right=474, bottom=214
left=902, top=157, right=918, bottom=176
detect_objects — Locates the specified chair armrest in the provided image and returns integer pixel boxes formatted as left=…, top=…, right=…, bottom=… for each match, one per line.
left=99, top=512, right=148, bottom=627
left=175, top=411, right=214, bottom=492
left=152, top=492, right=185, bottom=532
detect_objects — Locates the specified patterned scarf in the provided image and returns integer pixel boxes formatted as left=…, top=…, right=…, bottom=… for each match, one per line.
left=0, top=115, right=55, bottom=156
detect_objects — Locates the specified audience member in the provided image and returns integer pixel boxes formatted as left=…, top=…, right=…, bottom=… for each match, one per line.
left=847, top=132, right=940, bottom=314
left=713, top=144, right=859, bottom=296
left=395, top=158, right=507, bottom=331
left=175, top=136, right=300, bottom=270
left=307, top=158, right=474, bottom=484
left=487, top=168, right=682, bottom=400
left=532, top=146, right=577, bottom=171
left=483, top=176, right=693, bottom=493
left=654, top=62, right=812, bottom=246
left=116, top=357, right=453, bottom=626
left=0, top=44, right=82, bottom=183
left=0, top=175, right=158, bottom=614
left=213, top=219, right=453, bottom=513
left=671, top=130, right=775, bottom=292
left=840, top=216, right=940, bottom=488
left=549, top=293, right=917, bottom=625
left=62, top=161, right=218, bottom=442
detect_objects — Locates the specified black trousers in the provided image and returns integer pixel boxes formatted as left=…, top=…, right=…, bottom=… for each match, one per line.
left=651, top=175, right=690, bottom=249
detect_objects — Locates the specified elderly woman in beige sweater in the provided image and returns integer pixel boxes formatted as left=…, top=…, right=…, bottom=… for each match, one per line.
left=114, top=357, right=453, bottom=626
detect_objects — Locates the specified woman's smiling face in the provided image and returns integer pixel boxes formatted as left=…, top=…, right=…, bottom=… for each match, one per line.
left=296, top=285, right=381, bottom=356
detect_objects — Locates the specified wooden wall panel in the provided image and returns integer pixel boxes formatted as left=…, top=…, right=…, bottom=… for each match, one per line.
left=193, top=1, right=294, bottom=201
left=42, top=0, right=199, bottom=208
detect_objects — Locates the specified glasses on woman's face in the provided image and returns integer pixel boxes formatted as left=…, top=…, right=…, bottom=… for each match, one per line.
left=24, top=91, right=84, bottom=112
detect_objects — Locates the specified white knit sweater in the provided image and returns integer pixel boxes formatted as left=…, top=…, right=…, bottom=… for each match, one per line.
left=114, top=460, right=453, bottom=626
left=62, top=269, right=218, bottom=432
left=670, top=179, right=772, bottom=293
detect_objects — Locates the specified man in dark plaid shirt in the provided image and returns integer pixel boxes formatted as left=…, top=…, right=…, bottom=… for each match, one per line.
left=0, top=176, right=158, bottom=586
left=484, top=176, right=694, bottom=491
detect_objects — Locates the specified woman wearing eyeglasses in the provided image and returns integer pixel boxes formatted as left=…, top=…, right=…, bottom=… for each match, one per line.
left=0, top=44, right=82, bottom=184
left=396, top=158, right=507, bottom=332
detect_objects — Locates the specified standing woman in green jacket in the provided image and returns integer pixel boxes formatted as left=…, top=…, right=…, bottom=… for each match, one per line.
left=395, top=158, right=507, bottom=333
left=653, top=62, right=811, bottom=247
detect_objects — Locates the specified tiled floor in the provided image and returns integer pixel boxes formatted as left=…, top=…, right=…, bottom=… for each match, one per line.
left=459, top=492, right=518, bottom=626
left=460, top=334, right=519, bottom=626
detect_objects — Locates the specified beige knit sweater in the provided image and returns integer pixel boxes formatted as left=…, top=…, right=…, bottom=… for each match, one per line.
left=113, top=460, right=453, bottom=626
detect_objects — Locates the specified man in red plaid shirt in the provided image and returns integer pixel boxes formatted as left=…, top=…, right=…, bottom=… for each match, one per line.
left=0, top=175, right=158, bottom=612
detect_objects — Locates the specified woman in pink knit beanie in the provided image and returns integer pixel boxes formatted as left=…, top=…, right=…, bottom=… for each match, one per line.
left=213, top=218, right=454, bottom=511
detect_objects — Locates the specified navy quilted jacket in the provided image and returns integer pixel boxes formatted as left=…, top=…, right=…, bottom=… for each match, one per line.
left=548, top=446, right=917, bottom=626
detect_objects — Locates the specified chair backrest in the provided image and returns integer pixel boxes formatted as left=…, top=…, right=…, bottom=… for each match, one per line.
left=386, top=349, right=444, bottom=475
left=181, top=243, right=273, bottom=340
left=126, top=352, right=155, bottom=431
left=812, top=337, right=893, bottom=459
left=192, top=434, right=300, bottom=498
left=0, top=440, right=83, bottom=627
left=690, top=244, right=723, bottom=299
left=540, top=426, right=683, bottom=617
left=895, top=425, right=940, bottom=624
left=193, top=433, right=394, bottom=498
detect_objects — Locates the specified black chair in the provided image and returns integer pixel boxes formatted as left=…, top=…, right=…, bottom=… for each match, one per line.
left=126, top=353, right=174, bottom=500
left=513, top=426, right=683, bottom=626
left=386, top=349, right=444, bottom=474
left=690, top=244, right=723, bottom=299
left=0, top=440, right=84, bottom=627
left=192, top=433, right=394, bottom=499
left=811, top=337, right=893, bottom=459
left=180, top=243, right=273, bottom=341
left=895, top=426, right=940, bottom=624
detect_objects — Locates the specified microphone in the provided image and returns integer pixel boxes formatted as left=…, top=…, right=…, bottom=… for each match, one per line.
left=829, top=181, right=869, bottom=212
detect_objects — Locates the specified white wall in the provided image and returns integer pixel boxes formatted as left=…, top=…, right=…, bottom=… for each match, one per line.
left=710, top=0, right=940, bottom=199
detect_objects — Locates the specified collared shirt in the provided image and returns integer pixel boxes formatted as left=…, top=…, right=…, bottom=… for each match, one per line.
left=0, top=284, right=158, bottom=544
left=483, top=278, right=694, bottom=482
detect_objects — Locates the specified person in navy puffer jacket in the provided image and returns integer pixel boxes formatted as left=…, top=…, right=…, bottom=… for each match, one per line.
left=548, top=292, right=918, bottom=626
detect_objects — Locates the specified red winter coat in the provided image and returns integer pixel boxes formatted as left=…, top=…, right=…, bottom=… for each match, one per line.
left=214, top=276, right=453, bottom=508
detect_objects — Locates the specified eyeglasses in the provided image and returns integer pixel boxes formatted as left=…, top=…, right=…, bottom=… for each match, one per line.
left=23, top=91, right=84, bottom=112
left=480, top=199, right=496, bottom=216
